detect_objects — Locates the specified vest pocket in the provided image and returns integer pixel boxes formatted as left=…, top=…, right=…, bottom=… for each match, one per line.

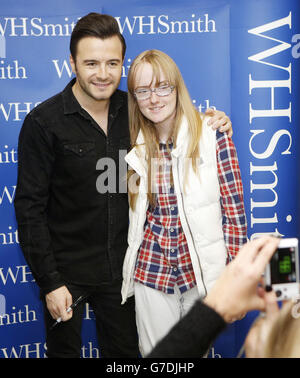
left=187, top=202, right=224, bottom=244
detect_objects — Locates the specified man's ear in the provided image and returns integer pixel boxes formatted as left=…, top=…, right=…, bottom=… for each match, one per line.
left=69, top=54, right=76, bottom=74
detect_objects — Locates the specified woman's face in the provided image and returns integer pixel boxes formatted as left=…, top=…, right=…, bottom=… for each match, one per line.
left=133, top=62, right=177, bottom=133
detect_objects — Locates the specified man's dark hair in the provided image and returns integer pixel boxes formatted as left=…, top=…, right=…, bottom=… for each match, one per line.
left=70, top=13, right=126, bottom=60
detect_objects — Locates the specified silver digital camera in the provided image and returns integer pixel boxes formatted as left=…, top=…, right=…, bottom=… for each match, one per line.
left=265, top=238, right=299, bottom=301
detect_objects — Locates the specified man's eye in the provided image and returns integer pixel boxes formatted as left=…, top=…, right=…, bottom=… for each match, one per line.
left=109, top=61, right=121, bottom=68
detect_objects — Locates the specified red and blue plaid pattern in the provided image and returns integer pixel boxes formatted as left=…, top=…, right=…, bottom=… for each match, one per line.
left=134, top=130, right=247, bottom=294
left=216, top=130, right=248, bottom=261
left=134, top=142, right=196, bottom=294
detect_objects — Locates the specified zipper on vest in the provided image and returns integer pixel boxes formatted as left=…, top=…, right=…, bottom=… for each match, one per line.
left=185, top=221, right=208, bottom=297
left=172, top=157, right=208, bottom=297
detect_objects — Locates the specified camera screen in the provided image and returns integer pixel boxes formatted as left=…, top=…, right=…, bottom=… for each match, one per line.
left=270, top=247, right=297, bottom=284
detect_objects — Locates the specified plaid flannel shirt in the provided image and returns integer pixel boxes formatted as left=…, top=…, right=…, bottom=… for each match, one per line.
left=134, top=130, right=247, bottom=294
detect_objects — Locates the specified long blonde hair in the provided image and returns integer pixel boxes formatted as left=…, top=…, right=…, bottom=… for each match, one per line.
left=263, top=301, right=300, bottom=357
left=127, top=49, right=202, bottom=209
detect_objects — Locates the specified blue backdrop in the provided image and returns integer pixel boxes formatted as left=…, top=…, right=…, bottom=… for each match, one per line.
left=0, top=0, right=299, bottom=358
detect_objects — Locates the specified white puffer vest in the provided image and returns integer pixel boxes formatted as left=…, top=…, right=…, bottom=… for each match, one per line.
left=121, top=116, right=227, bottom=304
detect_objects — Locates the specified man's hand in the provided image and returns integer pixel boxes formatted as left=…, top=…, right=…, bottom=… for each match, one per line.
left=205, top=108, right=233, bottom=138
left=204, top=237, right=279, bottom=323
left=45, top=285, right=73, bottom=322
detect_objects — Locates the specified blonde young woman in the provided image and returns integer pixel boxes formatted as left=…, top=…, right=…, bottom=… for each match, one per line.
left=121, top=49, right=247, bottom=356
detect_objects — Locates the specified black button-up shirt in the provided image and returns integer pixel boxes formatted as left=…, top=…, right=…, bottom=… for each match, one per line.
left=14, top=79, right=131, bottom=294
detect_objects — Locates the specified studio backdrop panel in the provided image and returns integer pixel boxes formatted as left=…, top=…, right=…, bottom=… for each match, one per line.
left=0, top=0, right=299, bottom=358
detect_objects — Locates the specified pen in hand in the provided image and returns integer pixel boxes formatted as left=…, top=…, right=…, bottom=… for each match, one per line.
left=50, top=295, right=86, bottom=331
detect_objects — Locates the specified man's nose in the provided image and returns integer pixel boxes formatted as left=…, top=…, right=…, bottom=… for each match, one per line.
left=96, top=64, right=109, bottom=80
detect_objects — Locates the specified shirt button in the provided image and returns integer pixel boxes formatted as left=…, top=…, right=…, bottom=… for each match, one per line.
left=170, top=207, right=175, bottom=211
left=173, top=267, right=177, bottom=272
left=171, top=248, right=175, bottom=253
left=170, top=228, right=174, bottom=232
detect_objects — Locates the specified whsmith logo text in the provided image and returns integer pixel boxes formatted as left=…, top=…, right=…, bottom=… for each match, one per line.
left=248, top=12, right=294, bottom=239
left=0, top=14, right=217, bottom=37
left=115, top=14, right=216, bottom=34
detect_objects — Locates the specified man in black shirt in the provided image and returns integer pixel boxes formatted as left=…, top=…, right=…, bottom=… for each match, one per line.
left=14, top=13, right=232, bottom=358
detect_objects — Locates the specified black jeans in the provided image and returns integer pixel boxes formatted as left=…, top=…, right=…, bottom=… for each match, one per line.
left=43, top=280, right=139, bottom=358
